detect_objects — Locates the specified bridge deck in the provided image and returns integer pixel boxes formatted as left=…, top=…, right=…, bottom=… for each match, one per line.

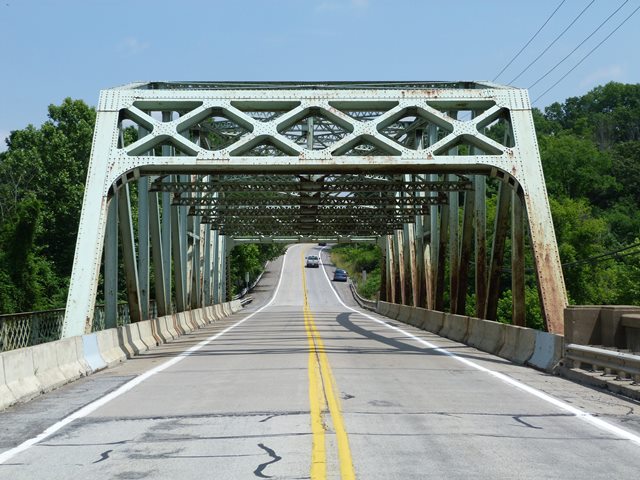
left=1, top=246, right=639, bottom=478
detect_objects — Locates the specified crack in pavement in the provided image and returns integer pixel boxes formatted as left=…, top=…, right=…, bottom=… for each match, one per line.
left=93, top=449, right=113, bottom=463
left=253, top=443, right=282, bottom=478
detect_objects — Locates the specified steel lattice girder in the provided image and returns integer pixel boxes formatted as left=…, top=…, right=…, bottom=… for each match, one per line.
left=177, top=195, right=446, bottom=207
left=62, top=81, right=568, bottom=338
left=150, top=177, right=472, bottom=193
left=194, top=206, right=429, bottom=218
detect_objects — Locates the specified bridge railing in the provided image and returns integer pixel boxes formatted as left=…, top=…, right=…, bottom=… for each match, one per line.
left=349, top=281, right=378, bottom=311
left=563, top=306, right=640, bottom=398
left=0, top=303, right=144, bottom=353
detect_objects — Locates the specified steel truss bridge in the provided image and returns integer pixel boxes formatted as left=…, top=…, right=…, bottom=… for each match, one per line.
left=62, top=81, right=567, bottom=337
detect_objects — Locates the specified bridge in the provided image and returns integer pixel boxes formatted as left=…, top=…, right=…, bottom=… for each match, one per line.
left=1, top=82, right=639, bottom=478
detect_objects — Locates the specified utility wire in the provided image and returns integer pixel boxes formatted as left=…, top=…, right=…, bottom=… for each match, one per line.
left=561, top=241, right=640, bottom=269
left=493, top=0, right=566, bottom=82
left=502, top=241, right=640, bottom=273
left=529, top=0, right=629, bottom=90
left=509, top=0, right=596, bottom=85
left=533, top=4, right=640, bottom=104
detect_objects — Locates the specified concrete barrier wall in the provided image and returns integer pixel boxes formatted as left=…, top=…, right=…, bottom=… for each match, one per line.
left=82, top=333, right=107, bottom=372
left=95, top=329, right=127, bottom=367
left=440, top=314, right=469, bottom=342
left=0, top=300, right=242, bottom=411
left=377, top=302, right=563, bottom=372
left=0, top=355, right=16, bottom=410
left=422, top=310, right=445, bottom=334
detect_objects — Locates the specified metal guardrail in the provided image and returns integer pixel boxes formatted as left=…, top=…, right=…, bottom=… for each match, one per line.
left=348, top=282, right=378, bottom=311
left=233, top=262, right=269, bottom=301
left=565, top=343, right=640, bottom=383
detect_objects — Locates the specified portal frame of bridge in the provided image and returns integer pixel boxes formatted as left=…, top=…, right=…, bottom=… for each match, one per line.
left=62, top=81, right=567, bottom=337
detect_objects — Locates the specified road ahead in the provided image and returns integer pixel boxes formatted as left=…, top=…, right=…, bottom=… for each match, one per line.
left=1, top=244, right=640, bottom=479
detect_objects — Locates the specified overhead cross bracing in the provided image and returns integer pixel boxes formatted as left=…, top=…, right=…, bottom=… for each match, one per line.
left=149, top=173, right=468, bottom=240
left=62, top=81, right=568, bottom=338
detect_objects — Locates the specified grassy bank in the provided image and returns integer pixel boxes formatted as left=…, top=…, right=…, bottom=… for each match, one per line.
left=330, top=243, right=382, bottom=299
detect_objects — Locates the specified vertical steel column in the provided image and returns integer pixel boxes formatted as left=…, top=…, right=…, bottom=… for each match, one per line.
left=456, top=185, right=475, bottom=315
left=223, top=237, right=232, bottom=302
left=426, top=122, right=439, bottom=309
left=212, top=229, right=220, bottom=304
left=203, top=226, right=212, bottom=306
left=138, top=176, right=150, bottom=319
left=413, top=175, right=426, bottom=307
left=104, top=193, right=118, bottom=329
left=485, top=181, right=511, bottom=320
left=180, top=175, right=189, bottom=304
left=402, top=224, right=414, bottom=305
left=379, top=236, right=388, bottom=302
left=161, top=180, right=172, bottom=312
left=117, top=183, right=142, bottom=323
left=435, top=197, right=449, bottom=312
left=449, top=174, right=460, bottom=312
left=394, top=230, right=406, bottom=304
left=190, top=217, right=201, bottom=310
left=405, top=174, right=419, bottom=307
left=161, top=115, right=173, bottom=312
left=475, top=175, right=487, bottom=318
left=171, top=198, right=186, bottom=312
left=149, top=190, right=167, bottom=317
left=387, top=234, right=396, bottom=303
left=512, top=190, right=526, bottom=326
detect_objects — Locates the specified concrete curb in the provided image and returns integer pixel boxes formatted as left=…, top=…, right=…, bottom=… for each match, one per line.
left=467, top=318, right=506, bottom=355
left=408, top=307, right=426, bottom=328
left=56, top=336, right=90, bottom=381
left=95, top=329, right=127, bottom=367
left=422, top=310, right=445, bottom=334
left=442, top=314, right=469, bottom=342
left=3, top=347, right=41, bottom=403
left=377, top=302, right=391, bottom=317
left=138, top=320, right=158, bottom=349
left=0, top=355, right=17, bottom=410
left=82, top=333, right=107, bottom=372
left=122, top=323, right=148, bottom=355
left=386, top=303, right=401, bottom=320
left=377, top=302, right=559, bottom=372
left=32, top=342, right=67, bottom=392
left=397, top=305, right=412, bottom=324
left=528, top=331, right=563, bottom=371
left=499, top=326, right=537, bottom=364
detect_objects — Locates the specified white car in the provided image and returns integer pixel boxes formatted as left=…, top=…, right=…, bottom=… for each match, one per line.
left=305, top=255, right=320, bottom=268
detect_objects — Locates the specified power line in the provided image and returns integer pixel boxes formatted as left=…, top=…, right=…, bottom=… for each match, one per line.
left=533, top=4, right=640, bottom=104
left=529, top=0, right=629, bottom=90
left=503, top=241, right=640, bottom=273
left=508, top=0, right=596, bottom=85
left=493, top=0, right=566, bottom=82
left=561, top=241, right=640, bottom=269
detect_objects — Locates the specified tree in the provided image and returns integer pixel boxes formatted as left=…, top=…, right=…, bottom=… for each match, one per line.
left=0, top=98, right=95, bottom=312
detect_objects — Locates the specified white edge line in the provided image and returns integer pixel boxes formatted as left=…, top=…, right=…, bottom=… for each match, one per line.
left=0, top=252, right=289, bottom=465
left=318, top=247, right=640, bottom=448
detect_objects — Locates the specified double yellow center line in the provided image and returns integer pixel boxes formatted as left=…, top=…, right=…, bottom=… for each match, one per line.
left=301, top=251, right=355, bottom=480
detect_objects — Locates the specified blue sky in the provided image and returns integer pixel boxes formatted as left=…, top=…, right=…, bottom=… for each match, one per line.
left=1, top=0, right=639, bottom=151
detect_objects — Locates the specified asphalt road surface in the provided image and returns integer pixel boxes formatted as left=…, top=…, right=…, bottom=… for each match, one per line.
left=1, top=244, right=640, bottom=479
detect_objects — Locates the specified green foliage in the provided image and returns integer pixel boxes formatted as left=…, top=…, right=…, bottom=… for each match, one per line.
left=330, top=243, right=381, bottom=299
left=229, top=243, right=285, bottom=294
left=0, top=98, right=95, bottom=313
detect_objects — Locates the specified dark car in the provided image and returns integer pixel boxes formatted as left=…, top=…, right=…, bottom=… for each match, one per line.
left=333, top=269, right=348, bottom=282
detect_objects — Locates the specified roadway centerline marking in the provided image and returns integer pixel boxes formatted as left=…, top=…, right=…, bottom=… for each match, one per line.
left=0, top=254, right=290, bottom=465
left=318, top=247, right=640, bottom=448
left=302, top=249, right=356, bottom=480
